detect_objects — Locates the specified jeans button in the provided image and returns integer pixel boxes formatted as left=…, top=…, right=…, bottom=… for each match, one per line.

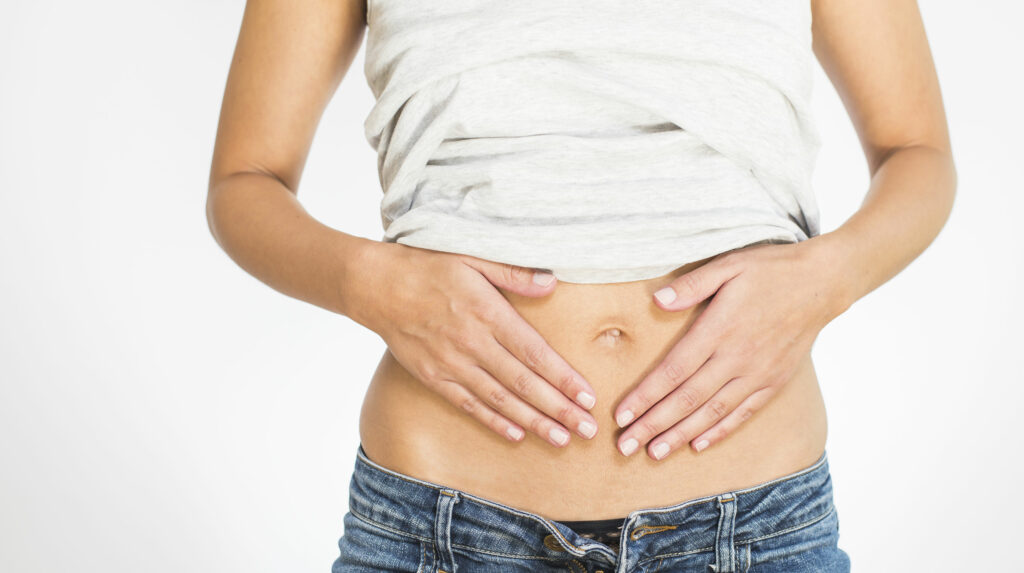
left=543, top=534, right=566, bottom=551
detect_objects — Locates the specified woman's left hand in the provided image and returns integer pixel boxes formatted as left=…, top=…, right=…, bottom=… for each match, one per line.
left=613, top=239, right=848, bottom=460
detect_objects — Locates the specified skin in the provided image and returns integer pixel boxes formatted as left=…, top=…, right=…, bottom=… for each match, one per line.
left=207, top=0, right=956, bottom=458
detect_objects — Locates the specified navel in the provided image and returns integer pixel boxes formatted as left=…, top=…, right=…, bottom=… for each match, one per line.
left=595, top=327, right=627, bottom=345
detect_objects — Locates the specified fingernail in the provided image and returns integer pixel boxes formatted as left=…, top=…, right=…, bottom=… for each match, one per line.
left=533, top=272, right=555, bottom=286
left=654, top=287, right=677, bottom=305
left=576, top=391, right=596, bottom=409
left=694, top=439, right=710, bottom=452
left=549, top=426, right=570, bottom=446
left=577, top=420, right=597, bottom=439
left=616, top=409, right=634, bottom=427
left=506, top=426, right=524, bottom=441
left=620, top=437, right=638, bottom=456
left=652, top=442, right=670, bottom=460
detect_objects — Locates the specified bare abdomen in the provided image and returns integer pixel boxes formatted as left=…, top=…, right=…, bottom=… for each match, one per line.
left=357, top=257, right=828, bottom=521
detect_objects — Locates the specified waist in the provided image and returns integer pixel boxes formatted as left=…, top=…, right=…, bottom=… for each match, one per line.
left=346, top=441, right=836, bottom=568
left=357, top=257, right=829, bottom=520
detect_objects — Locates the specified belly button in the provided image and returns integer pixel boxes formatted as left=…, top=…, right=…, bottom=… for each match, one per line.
left=597, top=327, right=626, bottom=344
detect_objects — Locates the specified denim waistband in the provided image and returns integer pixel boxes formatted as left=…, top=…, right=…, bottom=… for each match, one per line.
left=346, top=443, right=833, bottom=571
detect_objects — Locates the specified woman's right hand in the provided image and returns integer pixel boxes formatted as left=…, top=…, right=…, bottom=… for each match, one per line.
left=345, top=241, right=600, bottom=447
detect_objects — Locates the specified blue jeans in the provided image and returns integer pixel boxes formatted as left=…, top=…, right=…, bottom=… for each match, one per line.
left=332, top=444, right=851, bottom=572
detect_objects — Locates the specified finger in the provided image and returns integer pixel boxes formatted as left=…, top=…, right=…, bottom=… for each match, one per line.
left=645, top=376, right=759, bottom=460
left=688, top=386, right=778, bottom=454
left=613, top=335, right=717, bottom=429
left=614, top=291, right=730, bottom=427
left=615, top=357, right=731, bottom=457
left=458, top=362, right=581, bottom=447
left=490, top=309, right=598, bottom=410
left=652, top=254, right=742, bottom=311
left=459, top=256, right=558, bottom=298
left=432, top=377, right=527, bottom=443
left=478, top=336, right=599, bottom=441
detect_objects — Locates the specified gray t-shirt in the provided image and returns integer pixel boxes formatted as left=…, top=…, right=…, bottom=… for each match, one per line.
left=361, top=0, right=822, bottom=284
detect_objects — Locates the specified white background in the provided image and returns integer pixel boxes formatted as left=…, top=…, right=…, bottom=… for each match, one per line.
left=1, top=1, right=1021, bottom=571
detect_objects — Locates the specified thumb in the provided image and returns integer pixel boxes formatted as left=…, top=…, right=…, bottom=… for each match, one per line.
left=461, top=258, right=558, bottom=298
left=653, top=259, right=738, bottom=311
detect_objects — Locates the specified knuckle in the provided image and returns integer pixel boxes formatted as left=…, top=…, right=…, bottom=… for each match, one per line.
left=487, top=387, right=510, bottom=409
left=417, top=360, right=440, bottom=384
left=555, top=403, right=574, bottom=424
left=459, top=394, right=478, bottom=414
left=450, top=332, right=477, bottom=353
left=630, top=387, right=654, bottom=410
left=553, top=371, right=575, bottom=392
left=501, top=263, right=518, bottom=285
left=738, top=407, right=754, bottom=422
left=637, top=417, right=661, bottom=439
left=678, top=272, right=702, bottom=296
left=662, top=362, right=689, bottom=386
left=511, top=372, right=533, bottom=396
left=473, top=301, right=500, bottom=324
left=665, top=424, right=689, bottom=446
left=712, top=425, right=730, bottom=442
left=674, top=386, right=700, bottom=411
left=508, top=264, right=528, bottom=283
left=521, top=342, right=547, bottom=370
left=434, top=353, right=460, bottom=377
left=706, top=398, right=729, bottom=420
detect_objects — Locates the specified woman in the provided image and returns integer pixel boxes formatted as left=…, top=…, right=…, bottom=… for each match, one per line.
left=206, top=0, right=956, bottom=571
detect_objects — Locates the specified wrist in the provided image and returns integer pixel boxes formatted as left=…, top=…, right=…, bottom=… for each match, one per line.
left=334, top=236, right=392, bottom=329
left=797, top=230, right=862, bottom=324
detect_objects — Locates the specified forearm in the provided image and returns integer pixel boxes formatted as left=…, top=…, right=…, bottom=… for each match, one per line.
left=205, top=171, right=380, bottom=320
left=807, top=144, right=958, bottom=318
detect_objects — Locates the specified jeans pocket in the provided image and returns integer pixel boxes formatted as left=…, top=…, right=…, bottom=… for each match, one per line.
left=332, top=511, right=429, bottom=573
left=743, top=507, right=850, bottom=573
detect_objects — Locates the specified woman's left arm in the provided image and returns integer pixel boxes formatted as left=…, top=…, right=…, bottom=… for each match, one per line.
left=613, top=0, right=957, bottom=460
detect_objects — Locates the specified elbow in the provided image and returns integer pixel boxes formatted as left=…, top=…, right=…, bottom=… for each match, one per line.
left=949, top=152, right=959, bottom=194
left=927, top=145, right=959, bottom=232
left=205, top=180, right=227, bottom=252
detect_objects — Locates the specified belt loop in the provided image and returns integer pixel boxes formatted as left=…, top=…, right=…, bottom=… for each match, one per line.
left=712, top=493, right=737, bottom=573
left=434, top=489, right=461, bottom=572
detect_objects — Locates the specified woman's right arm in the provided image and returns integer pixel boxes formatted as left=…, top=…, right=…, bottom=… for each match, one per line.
left=205, top=0, right=599, bottom=447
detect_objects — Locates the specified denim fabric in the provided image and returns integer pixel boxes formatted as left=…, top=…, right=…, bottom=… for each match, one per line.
left=331, top=444, right=850, bottom=572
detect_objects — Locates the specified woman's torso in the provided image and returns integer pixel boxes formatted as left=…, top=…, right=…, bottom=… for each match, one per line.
left=358, top=253, right=828, bottom=522
left=364, top=0, right=824, bottom=285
